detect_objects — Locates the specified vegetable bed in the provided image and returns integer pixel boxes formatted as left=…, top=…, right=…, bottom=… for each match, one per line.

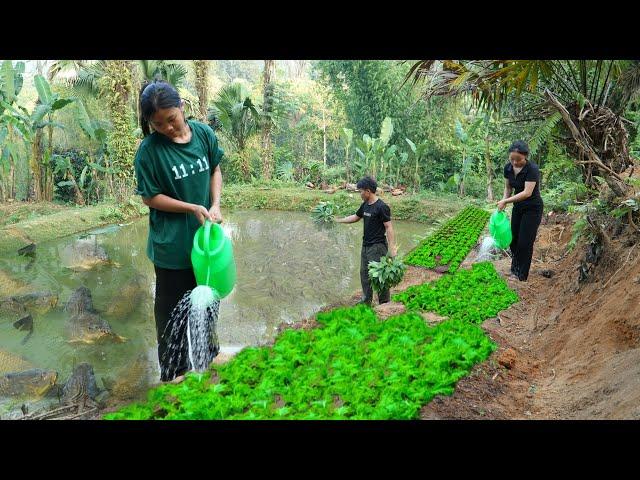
left=393, top=262, right=518, bottom=323
left=105, top=305, right=496, bottom=420
left=403, top=205, right=490, bottom=272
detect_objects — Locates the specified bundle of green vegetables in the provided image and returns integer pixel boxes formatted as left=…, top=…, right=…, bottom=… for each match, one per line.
left=368, top=254, right=407, bottom=293
left=311, top=201, right=338, bottom=225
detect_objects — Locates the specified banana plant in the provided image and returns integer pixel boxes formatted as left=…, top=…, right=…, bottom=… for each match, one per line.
left=53, top=155, right=85, bottom=205
left=380, top=144, right=397, bottom=184
left=0, top=61, right=29, bottom=200
left=354, top=133, right=374, bottom=177
left=73, top=99, right=115, bottom=201
left=454, top=118, right=473, bottom=196
left=395, top=151, right=409, bottom=187
left=405, top=138, right=429, bottom=192
left=31, top=74, right=75, bottom=201
left=354, top=117, right=394, bottom=179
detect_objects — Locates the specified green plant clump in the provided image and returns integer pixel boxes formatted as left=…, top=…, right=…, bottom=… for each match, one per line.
left=393, top=262, right=518, bottom=323
left=104, top=304, right=495, bottom=420
left=310, top=201, right=338, bottom=225
left=403, top=205, right=490, bottom=272
left=368, top=254, right=407, bottom=293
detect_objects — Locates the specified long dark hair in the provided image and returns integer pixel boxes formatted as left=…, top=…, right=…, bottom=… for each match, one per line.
left=139, top=79, right=182, bottom=136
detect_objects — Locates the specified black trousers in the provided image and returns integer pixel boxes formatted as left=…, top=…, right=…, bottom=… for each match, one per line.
left=153, top=266, right=219, bottom=381
left=510, top=204, right=543, bottom=281
left=360, top=242, right=390, bottom=304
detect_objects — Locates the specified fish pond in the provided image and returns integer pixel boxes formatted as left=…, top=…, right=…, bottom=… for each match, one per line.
left=0, top=210, right=428, bottom=414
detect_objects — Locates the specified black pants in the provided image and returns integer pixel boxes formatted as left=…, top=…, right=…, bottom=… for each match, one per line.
left=360, top=242, right=390, bottom=304
left=510, top=204, right=543, bottom=281
left=154, top=266, right=219, bottom=381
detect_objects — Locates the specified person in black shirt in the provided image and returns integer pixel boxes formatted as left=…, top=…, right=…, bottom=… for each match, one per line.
left=336, top=176, right=398, bottom=305
left=498, top=140, right=544, bottom=282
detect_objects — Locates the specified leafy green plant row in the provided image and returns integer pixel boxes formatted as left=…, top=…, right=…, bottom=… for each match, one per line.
left=404, top=205, right=490, bottom=272
left=104, top=305, right=495, bottom=420
left=393, top=262, right=518, bottom=324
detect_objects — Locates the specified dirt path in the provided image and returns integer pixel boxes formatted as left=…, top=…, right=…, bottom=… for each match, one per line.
left=421, top=215, right=640, bottom=420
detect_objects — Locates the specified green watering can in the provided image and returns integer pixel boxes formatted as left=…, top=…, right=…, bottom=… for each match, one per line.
left=488, top=210, right=513, bottom=250
left=191, top=220, right=236, bottom=299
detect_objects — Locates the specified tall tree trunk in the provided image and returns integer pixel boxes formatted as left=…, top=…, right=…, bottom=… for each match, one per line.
left=67, top=169, right=85, bottom=205
left=105, top=155, right=115, bottom=199
left=294, top=60, right=307, bottom=79
left=45, top=120, right=54, bottom=201
left=102, top=60, right=138, bottom=200
left=485, top=135, right=494, bottom=202
left=8, top=128, right=16, bottom=199
left=30, top=66, right=46, bottom=203
left=9, top=163, right=15, bottom=200
left=193, top=60, right=210, bottom=123
left=345, top=144, right=351, bottom=183
left=458, top=148, right=465, bottom=197
left=30, top=127, right=44, bottom=202
left=322, top=108, right=327, bottom=168
left=261, top=60, right=275, bottom=181
left=132, top=62, right=141, bottom=131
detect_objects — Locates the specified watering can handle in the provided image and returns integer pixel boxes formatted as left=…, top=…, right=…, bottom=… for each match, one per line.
left=203, top=219, right=212, bottom=255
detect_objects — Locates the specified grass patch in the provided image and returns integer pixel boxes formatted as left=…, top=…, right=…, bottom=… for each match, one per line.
left=0, top=197, right=147, bottom=255
left=222, top=185, right=472, bottom=224
left=0, top=201, right=66, bottom=228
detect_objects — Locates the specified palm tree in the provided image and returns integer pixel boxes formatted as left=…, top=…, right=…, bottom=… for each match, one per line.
left=0, top=60, right=29, bottom=201
left=138, top=60, right=187, bottom=86
left=209, top=82, right=261, bottom=181
left=407, top=60, right=640, bottom=197
left=48, top=60, right=88, bottom=83
left=67, top=61, right=106, bottom=99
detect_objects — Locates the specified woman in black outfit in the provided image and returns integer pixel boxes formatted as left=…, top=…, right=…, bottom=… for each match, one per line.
left=497, top=140, right=544, bottom=282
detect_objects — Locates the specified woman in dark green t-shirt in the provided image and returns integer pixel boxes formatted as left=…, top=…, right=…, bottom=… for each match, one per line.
left=134, top=80, right=224, bottom=381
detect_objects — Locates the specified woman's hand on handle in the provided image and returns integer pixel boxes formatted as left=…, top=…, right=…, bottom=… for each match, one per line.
left=192, top=204, right=214, bottom=225
left=497, top=199, right=507, bottom=211
left=209, top=204, right=223, bottom=224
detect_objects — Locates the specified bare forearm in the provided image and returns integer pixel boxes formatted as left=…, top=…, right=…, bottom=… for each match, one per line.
left=336, top=214, right=360, bottom=224
left=143, top=193, right=196, bottom=214
left=504, top=191, right=531, bottom=204
left=503, top=187, right=512, bottom=200
left=386, top=226, right=396, bottom=251
left=210, top=165, right=222, bottom=207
